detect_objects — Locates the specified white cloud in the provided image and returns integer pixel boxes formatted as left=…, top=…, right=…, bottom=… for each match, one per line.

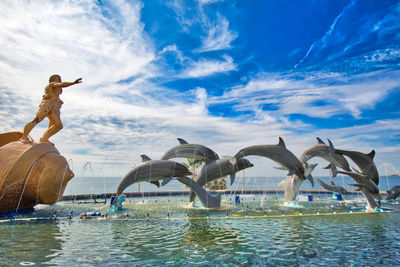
left=217, top=69, right=400, bottom=119
left=182, top=55, right=236, bottom=78
left=0, top=0, right=154, bottom=96
left=196, top=14, right=238, bottom=52
left=1, top=0, right=399, bottom=182
left=198, top=0, right=223, bottom=5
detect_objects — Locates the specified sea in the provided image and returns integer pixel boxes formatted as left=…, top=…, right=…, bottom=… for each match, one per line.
left=63, top=174, right=400, bottom=196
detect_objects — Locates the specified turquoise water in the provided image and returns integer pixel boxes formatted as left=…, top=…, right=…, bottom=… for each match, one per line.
left=1, top=194, right=400, bottom=266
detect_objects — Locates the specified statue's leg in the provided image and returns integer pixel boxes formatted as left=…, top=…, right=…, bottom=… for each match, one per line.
left=40, top=114, right=63, bottom=145
left=19, top=104, right=49, bottom=143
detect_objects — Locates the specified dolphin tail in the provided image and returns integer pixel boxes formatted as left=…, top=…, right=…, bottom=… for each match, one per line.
left=189, top=190, right=196, bottom=202
left=307, top=174, right=314, bottom=187
left=361, top=187, right=379, bottom=209
left=230, top=173, right=236, bottom=186
left=161, top=177, right=173, bottom=186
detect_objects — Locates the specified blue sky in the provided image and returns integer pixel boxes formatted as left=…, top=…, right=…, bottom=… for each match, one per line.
left=0, top=0, right=399, bottom=179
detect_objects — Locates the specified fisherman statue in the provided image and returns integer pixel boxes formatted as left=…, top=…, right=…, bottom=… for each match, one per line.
left=0, top=74, right=80, bottom=213
left=19, top=74, right=82, bottom=145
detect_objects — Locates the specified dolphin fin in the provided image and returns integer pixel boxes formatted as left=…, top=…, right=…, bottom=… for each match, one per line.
left=161, top=177, right=173, bottom=186
left=278, top=137, right=286, bottom=148
left=327, top=139, right=335, bottom=156
left=177, top=138, right=188, bottom=144
left=140, top=154, right=152, bottom=162
left=307, top=174, right=314, bottom=187
left=150, top=181, right=160, bottom=188
left=230, top=173, right=236, bottom=186
left=316, top=137, right=326, bottom=144
left=322, top=163, right=331, bottom=169
left=331, top=163, right=338, bottom=177
left=368, top=150, right=375, bottom=160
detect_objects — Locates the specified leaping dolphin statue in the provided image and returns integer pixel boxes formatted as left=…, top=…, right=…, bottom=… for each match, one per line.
left=278, top=163, right=318, bottom=202
left=385, top=186, right=400, bottom=201
left=115, top=155, right=192, bottom=198
left=299, top=138, right=351, bottom=173
left=337, top=170, right=381, bottom=201
left=189, top=156, right=254, bottom=202
left=316, top=177, right=348, bottom=195
left=235, top=137, right=316, bottom=186
left=334, top=148, right=379, bottom=186
left=176, top=177, right=221, bottom=208
left=361, top=187, right=379, bottom=210
left=161, top=138, right=219, bottom=165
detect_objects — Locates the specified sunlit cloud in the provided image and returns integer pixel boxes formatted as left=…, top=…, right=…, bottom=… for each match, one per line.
left=182, top=55, right=236, bottom=78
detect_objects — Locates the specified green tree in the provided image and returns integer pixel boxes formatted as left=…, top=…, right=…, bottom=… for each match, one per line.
left=206, top=176, right=228, bottom=190
left=181, top=159, right=204, bottom=188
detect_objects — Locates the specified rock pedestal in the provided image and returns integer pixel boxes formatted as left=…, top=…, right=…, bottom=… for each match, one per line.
left=0, top=131, right=74, bottom=213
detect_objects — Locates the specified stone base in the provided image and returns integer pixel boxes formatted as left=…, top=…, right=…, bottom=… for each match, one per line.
left=0, top=131, right=74, bottom=213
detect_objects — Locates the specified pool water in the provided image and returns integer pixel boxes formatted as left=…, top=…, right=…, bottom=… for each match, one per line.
left=1, top=194, right=400, bottom=266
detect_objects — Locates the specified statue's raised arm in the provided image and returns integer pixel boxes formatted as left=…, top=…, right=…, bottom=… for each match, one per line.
left=19, top=74, right=82, bottom=145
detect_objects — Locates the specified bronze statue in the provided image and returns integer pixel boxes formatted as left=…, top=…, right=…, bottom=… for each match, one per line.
left=19, top=74, right=82, bottom=145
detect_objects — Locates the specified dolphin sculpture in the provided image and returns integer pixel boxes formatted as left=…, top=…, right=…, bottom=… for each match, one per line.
left=385, top=186, right=400, bottom=201
left=337, top=170, right=381, bottom=201
left=316, top=177, right=348, bottom=195
left=161, top=138, right=219, bottom=165
left=299, top=137, right=351, bottom=173
left=278, top=174, right=305, bottom=203
left=176, top=177, right=222, bottom=208
left=235, top=137, right=315, bottom=186
left=277, top=163, right=318, bottom=202
left=334, top=148, right=379, bottom=186
left=361, top=187, right=379, bottom=210
left=115, top=154, right=192, bottom=197
left=189, top=156, right=254, bottom=202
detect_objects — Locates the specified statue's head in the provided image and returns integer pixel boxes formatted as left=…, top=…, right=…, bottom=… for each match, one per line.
left=49, top=74, right=61, bottom=83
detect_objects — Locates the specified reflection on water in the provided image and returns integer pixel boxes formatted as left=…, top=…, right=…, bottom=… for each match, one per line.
left=0, top=222, right=61, bottom=266
left=1, top=199, right=400, bottom=266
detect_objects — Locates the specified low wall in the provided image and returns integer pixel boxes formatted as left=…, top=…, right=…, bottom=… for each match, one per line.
left=60, top=189, right=368, bottom=201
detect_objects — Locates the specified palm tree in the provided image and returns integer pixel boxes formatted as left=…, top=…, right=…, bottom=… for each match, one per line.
left=181, top=159, right=204, bottom=188
left=206, top=176, right=228, bottom=190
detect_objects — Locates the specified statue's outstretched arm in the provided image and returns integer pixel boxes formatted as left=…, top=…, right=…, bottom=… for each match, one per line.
left=53, top=78, right=82, bottom=89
